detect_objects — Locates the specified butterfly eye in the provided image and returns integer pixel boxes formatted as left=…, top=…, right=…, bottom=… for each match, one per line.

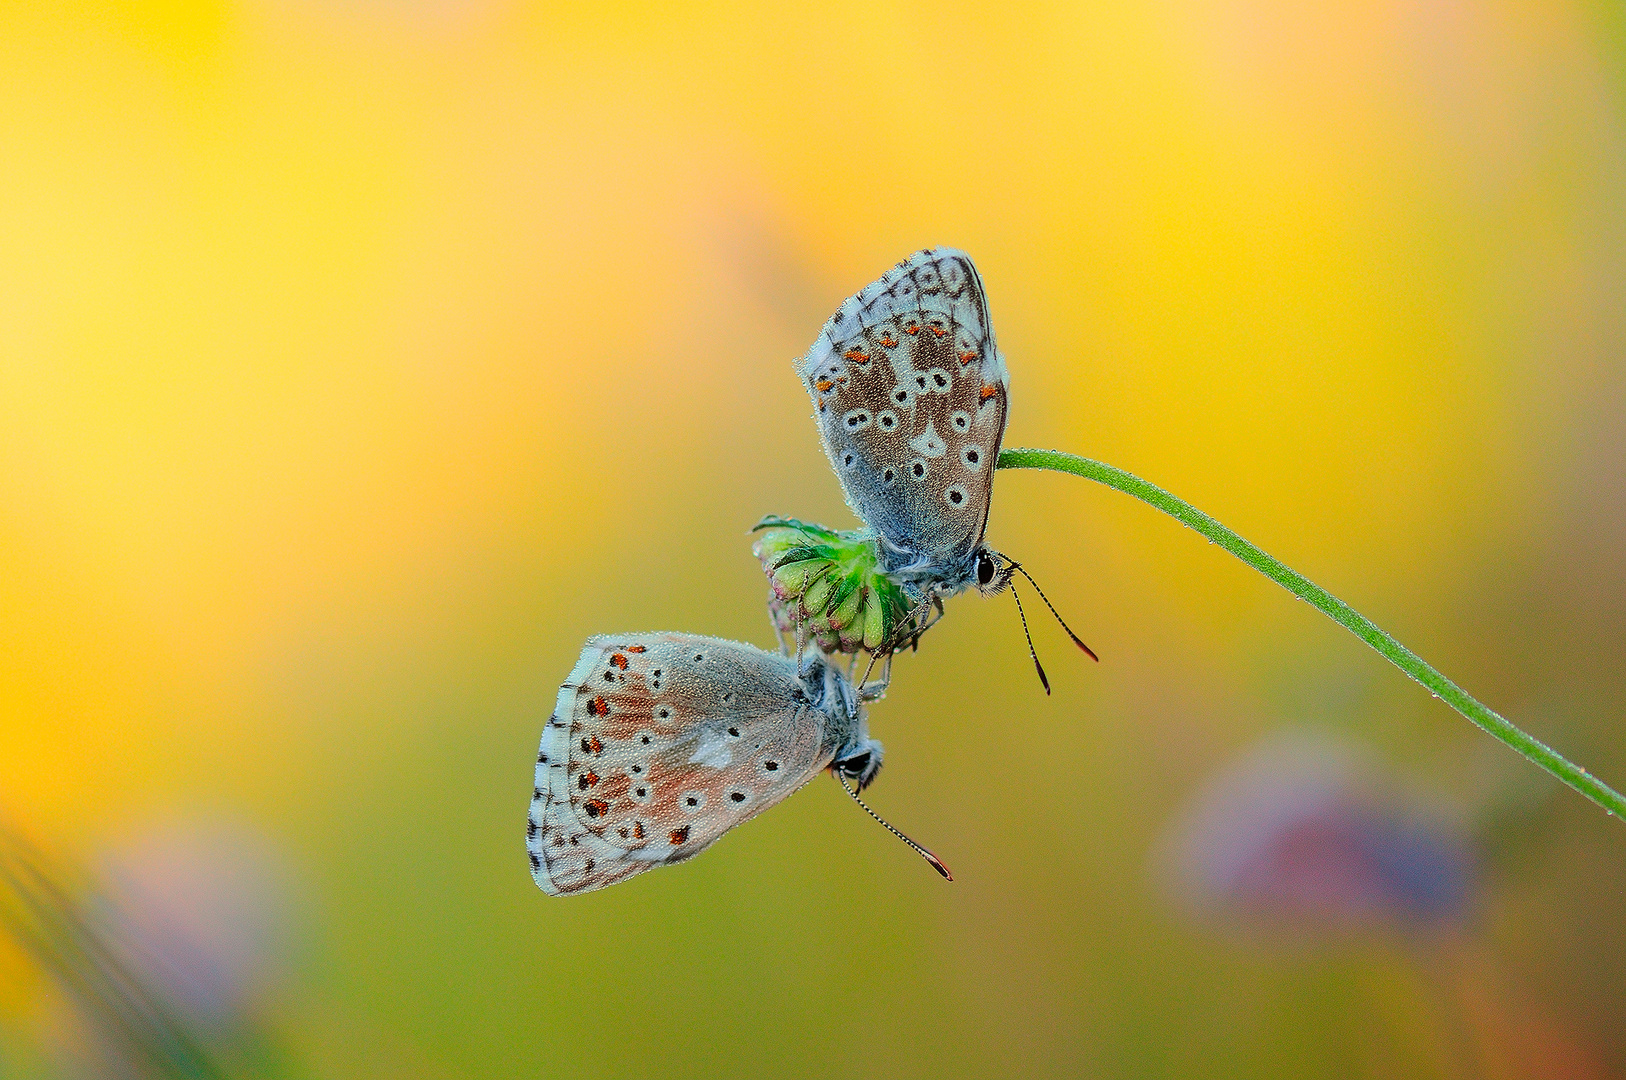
left=837, top=751, right=870, bottom=777
left=977, top=552, right=997, bottom=586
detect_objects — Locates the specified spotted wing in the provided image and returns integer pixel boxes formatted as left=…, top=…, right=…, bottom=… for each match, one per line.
left=799, top=248, right=1010, bottom=574
left=528, top=633, right=837, bottom=896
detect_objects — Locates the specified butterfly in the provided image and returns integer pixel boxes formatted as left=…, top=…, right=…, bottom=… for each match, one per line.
left=527, top=633, right=947, bottom=895
left=759, top=248, right=1094, bottom=685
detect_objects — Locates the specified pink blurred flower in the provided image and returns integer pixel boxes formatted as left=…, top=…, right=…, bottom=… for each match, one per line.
left=1160, top=733, right=1473, bottom=928
left=98, top=820, right=296, bottom=1030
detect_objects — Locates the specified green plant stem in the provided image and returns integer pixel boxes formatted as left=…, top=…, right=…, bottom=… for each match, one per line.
left=997, top=447, right=1624, bottom=822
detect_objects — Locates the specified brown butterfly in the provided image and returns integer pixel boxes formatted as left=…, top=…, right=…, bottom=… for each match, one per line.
left=527, top=633, right=948, bottom=895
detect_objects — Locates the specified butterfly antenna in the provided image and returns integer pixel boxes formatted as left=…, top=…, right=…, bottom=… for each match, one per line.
left=1008, top=579, right=1051, bottom=695
left=1011, top=564, right=1098, bottom=662
left=835, top=775, right=952, bottom=881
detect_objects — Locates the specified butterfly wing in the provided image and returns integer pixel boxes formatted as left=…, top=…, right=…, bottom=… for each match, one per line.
left=528, top=633, right=840, bottom=895
left=799, top=248, right=1010, bottom=579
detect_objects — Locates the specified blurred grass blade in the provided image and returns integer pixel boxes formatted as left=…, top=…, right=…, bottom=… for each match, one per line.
left=0, top=829, right=227, bottom=1079
left=997, top=447, right=1626, bottom=823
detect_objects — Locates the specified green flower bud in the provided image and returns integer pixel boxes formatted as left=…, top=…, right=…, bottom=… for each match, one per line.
left=830, top=579, right=864, bottom=629
left=862, top=597, right=887, bottom=650
left=771, top=558, right=823, bottom=597
left=802, top=573, right=832, bottom=615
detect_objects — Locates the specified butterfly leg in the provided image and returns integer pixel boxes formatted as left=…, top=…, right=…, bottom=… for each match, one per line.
left=771, top=604, right=790, bottom=657
left=924, top=597, right=946, bottom=635
left=857, top=648, right=880, bottom=695
left=908, top=598, right=947, bottom=652
left=892, top=593, right=938, bottom=654
left=857, top=654, right=892, bottom=702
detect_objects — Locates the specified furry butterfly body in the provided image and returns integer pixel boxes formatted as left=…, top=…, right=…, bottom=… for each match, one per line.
left=527, top=633, right=882, bottom=896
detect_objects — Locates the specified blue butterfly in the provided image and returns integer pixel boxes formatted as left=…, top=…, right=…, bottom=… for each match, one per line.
left=768, top=248, right=1094, bottom=688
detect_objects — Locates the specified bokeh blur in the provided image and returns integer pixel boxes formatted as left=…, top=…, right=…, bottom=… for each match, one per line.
left=3, top=1, right=1623, bottom=1076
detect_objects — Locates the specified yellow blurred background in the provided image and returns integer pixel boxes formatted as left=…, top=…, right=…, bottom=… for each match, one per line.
left=2, top=0, right=1623, bottom=1076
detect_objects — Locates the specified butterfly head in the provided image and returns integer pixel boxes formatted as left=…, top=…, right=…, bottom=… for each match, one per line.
left=803, top=655, right=883, bottom=788
left=973, top=547, right=1017, bottom=597
left=833, top=738, right=884, bottom=793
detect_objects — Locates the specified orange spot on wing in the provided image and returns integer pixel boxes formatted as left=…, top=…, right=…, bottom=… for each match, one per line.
left=904, top=322, right=921, bottom=335
left=587, top=697, right=609, bottom=716
left=929, top=325, right=947, bottom=337
left=578, top=770, right=600, bottom=789
left=879, top=334, right=898, bottom=347
left=669, top=826, right=690, bottom=844
left=633, top=821, right=645, bottom=839
left=583, top=735, right=603, bottom=754
left=979, top=385, right=999, bottom=401
left=843, top=349, right=871, bottom=364
left=815, top=379, right=834, bottom=392
left=583, top=799, right=609, bottom=818
left=959, top=351, right=978, bottom=365
left=625, top=645, right=646, bottom=653
left=609, top=653, right=629, bottom=669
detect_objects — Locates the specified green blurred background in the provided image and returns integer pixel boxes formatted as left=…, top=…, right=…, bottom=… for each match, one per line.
left=2, top=1, right=1623, bottom=1076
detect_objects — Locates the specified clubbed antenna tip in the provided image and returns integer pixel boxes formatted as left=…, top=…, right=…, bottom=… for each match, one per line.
left=1013, top=563, right=1098, bottom=663
left=1008, top=577, right=1051, bottom=695
left=835, top=775, right=953, bottom=881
